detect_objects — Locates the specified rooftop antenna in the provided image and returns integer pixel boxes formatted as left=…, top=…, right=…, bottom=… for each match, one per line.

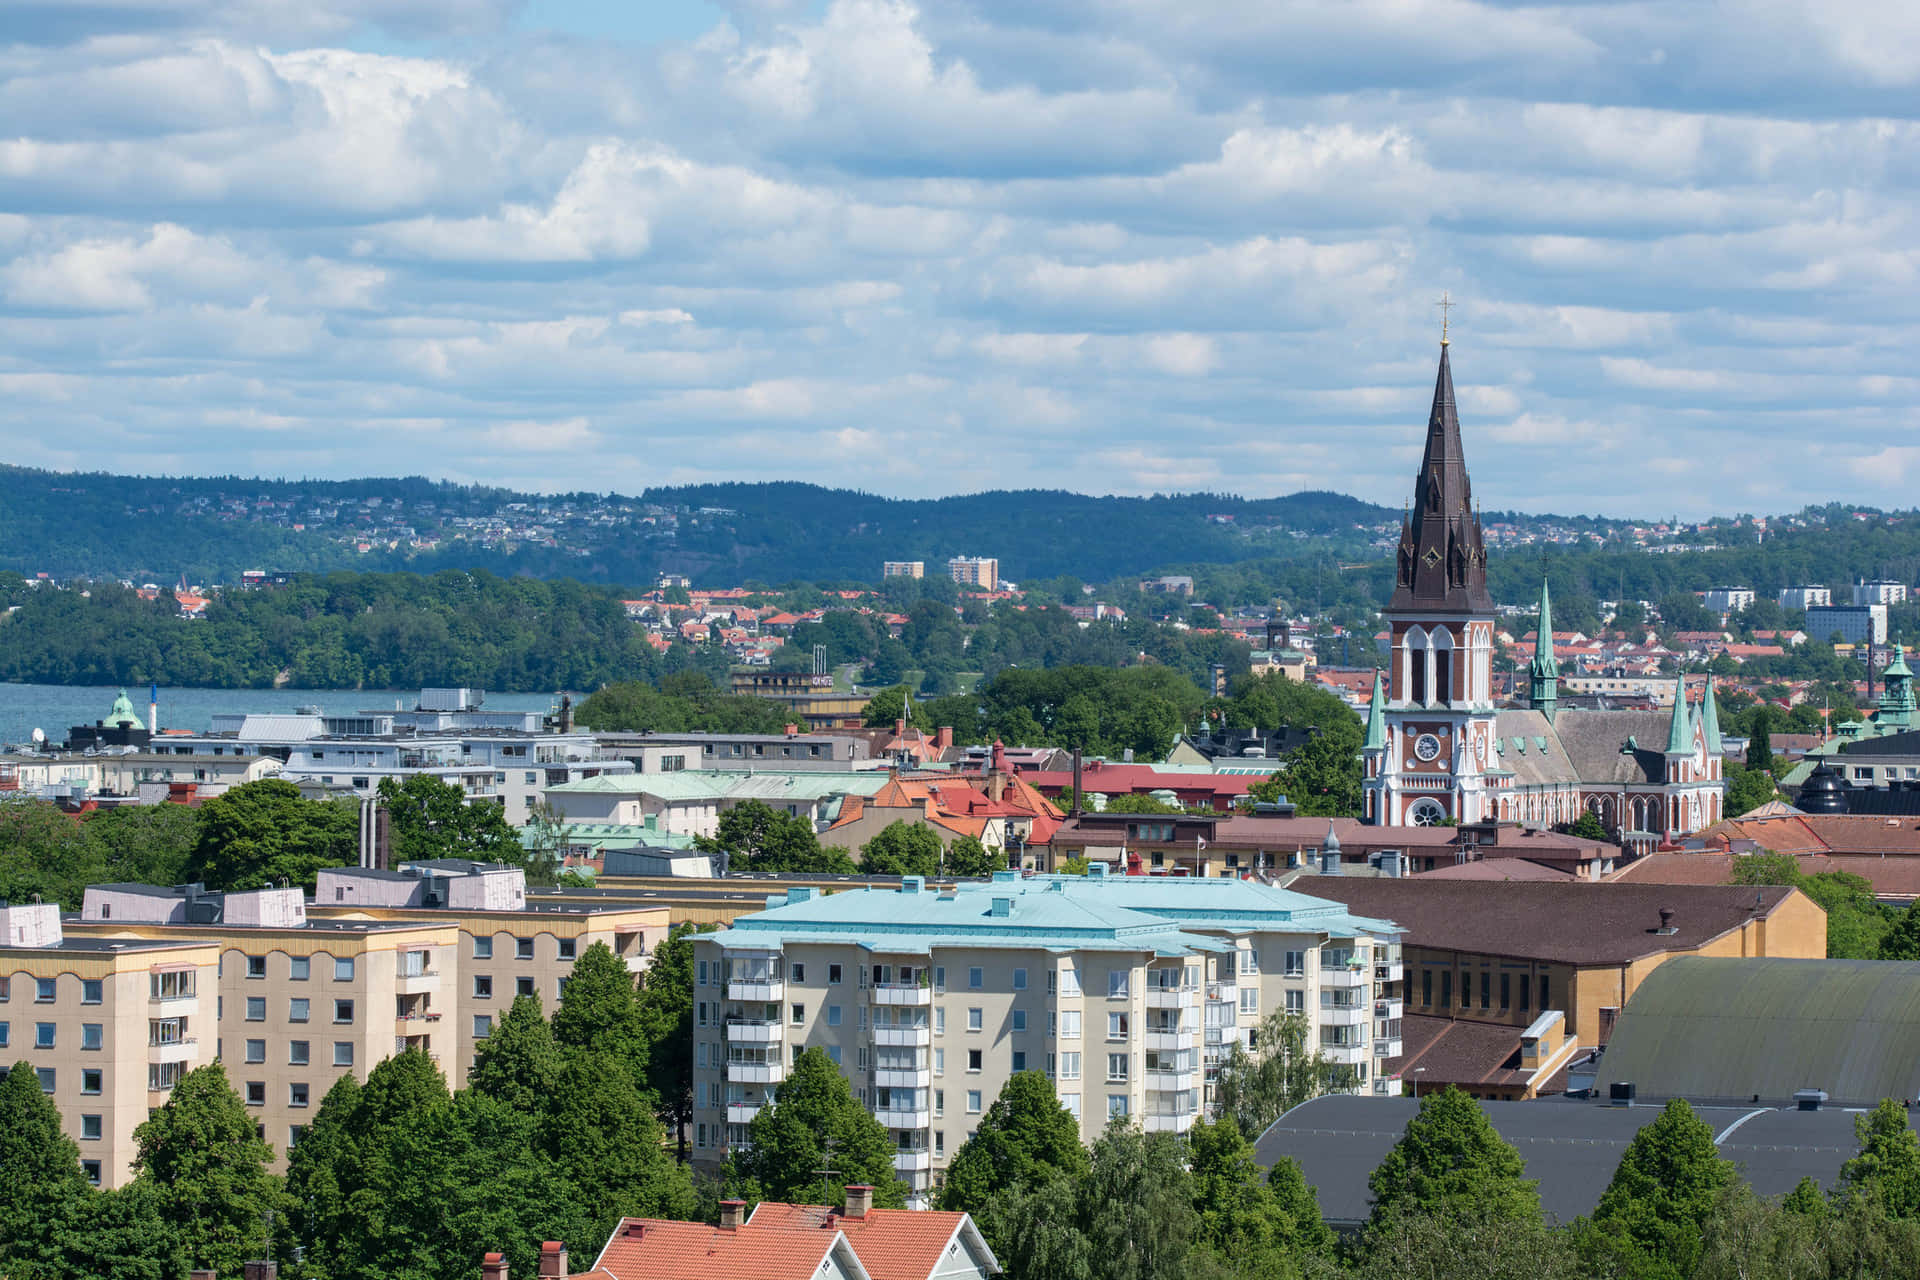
left=813, top=1133, right=842, bottom=1208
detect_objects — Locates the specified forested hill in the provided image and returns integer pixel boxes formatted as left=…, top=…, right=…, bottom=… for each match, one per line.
left=0, top=464, right=1402, bottom=585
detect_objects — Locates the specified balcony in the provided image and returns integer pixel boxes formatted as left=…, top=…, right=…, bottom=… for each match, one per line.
left=873, top=1067, right=933, bottom=1090
left=871, top=983, right=932, bottom=1007
left=1320, top=1042, right=1368, bottom=1066
left=1144, top=1111, right=1198, bottom=1133
left=1145, top=986, right=1199, bottom=1010
left=395, top=968, right=440, bottom=996
left=1375, top=962, right=1404, bottom=984
left=1143, top=1029, right=1189, bottom=1052
left=728, top=978, right=784, bottom=1002
left=1146, top=1069, right=1199, bottom=1093
left=1320, top=966, right=1368, bottom=989
left=1318, top=1003, right=1367, bottom=1027
left=147, top=1038, right=198, bottom=1063
left=1375, top=1037, right=1403, bottom=1060
left=726, top=1102, right=762, bottom=1125
left=727, top=1059, right=786, bottom=1085
left=879, top=1109, right=931, bottom=1131
left=395, top=1012, right=443, bottom=1036
left=725, top=1018, right=785, bottom=1043
left=1205, top=980, right=1237, bottom=1003
left=1375, top=998, right=1405, bottom=1022
left=893, top=1149, right=933, bottom=1173
left=872, top=1024, right=932, bottom=1048
left=149, top=994, right=200, bottom=1016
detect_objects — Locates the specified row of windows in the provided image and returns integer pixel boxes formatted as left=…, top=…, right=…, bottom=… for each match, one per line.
left=1419, top=969, right=1549, bottom=1013
left=1, top=1022, right=106, bottom=1050
left=698, top=959, right=1262, bottom=996
left=0, top=976, right=104, bottom=1003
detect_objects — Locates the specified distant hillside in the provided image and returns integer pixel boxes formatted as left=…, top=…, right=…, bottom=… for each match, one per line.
left=0, top=465, right=1400, bottom=586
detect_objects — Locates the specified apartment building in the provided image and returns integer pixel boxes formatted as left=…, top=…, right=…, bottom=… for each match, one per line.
left=311, top=862, right=668, bottom=1078
left=688, top=869, right=1402, bottom=1205
left=947, top=557, right=999, bottom=591
left=71, top=884, right=459, bottom=1172
left=882, top=561, right=925, bottom=579
left=0, top=903, right=219, bottom=1189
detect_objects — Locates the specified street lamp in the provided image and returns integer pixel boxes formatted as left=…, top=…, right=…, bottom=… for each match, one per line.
left=1412, top=1067, right=1427, bottom=1100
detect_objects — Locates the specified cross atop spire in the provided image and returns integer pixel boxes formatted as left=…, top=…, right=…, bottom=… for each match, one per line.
left=1436, top=291, right=1453, bottom=346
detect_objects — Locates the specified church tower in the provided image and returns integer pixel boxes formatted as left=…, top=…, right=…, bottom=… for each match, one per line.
left=1364, top=341, right=1500, bottom=827
left=1529, top=578, right=1559, bottom=724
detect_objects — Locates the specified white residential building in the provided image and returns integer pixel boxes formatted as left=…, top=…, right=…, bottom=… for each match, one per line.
left=689, top=869, right=1403, bottom=1205
left=1779, top=586, right=1832, bottom=611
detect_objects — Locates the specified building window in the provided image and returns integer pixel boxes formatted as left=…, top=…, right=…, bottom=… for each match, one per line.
left=245, top=997, right=266, bottom=1022
left=290, top=957, right=310, bottom=981
left=334, top=957, right=355, bottom=982
left=1422, top=970, right=1433, bottom=1007
left=35, top=1022, right=55, bottom=1049
left=515, top=938, right=535, bottom=960
left=1541, top=975, right=1550, bottom=1010
left=1060, top=1010, right=1081, bottom=1039
left=474, top=1015, right=493, bottom=1038
left=334, top=1043, right=354, bottom=1067
left=289, top=998, right=310, bottom=1023
left=81, top=1160, right=101, bottom=1185
left=474, top=937, right=494, bottom=960
left=474, top=976, right=493, bottom=999
left=1440, top=971, right=1452, bottom=1010
left=1519, top=975, right=1532, bottom=1013
left=968, top=967, right=984, bottom=989
left=934, top=1048, right=945, bottom=1074
left=82, top=1068, right=102, bottom=1094
left=934, top=1007, right=946, bottom=1034
left=828, top=963, right=843, bottom=984
left=1013, top=968, right=1028, bottom=990
left=967, top=1049, right=983, bottom=1072
left=290, top=1041, right=310, bottom=1065
left=1285, top=950, right=1305, bottom=977
left=1107, top=1053, right=1129, bottom=1082
left=967, top=1007, right=983, bottom=1032
left=246, top=955, right=267, bottom=979
left=1013, top=1050, right=1027, bottom=1072
left=81, top=979, right=103, bottom=1005
left=245, top=1081, right=266, bottom=1106
left=334, top=1000, right=354, bottom=1024
left=790, top=1004, right=804, bottom=1026
left=827, top=1005, right=842, bottom=1027
left=1108, top=970, right=1130, bottom=998
left=0, top=1023, right=8, bottom=1048
left=1285, top=990, right=1304, bottom=1015
left=1059, top=1052, right=1082, bottom=1080
left=1012, top=1010, right=1027, bottom=1033
left=1108, top=1013, right=1129, bottom=1040
left=1500, top=973, right=1511, bottom=1009
left=1240, top=988, right=1258, bottom=1015
left=290, top=1082, right=310, bottom=1108
left=558, top=938, right=576, bottom=961
left=790, top=962, right=805, bottom=982
left=1108, top=1095, right=1130, bottom=1119
left=81, top=1114, right=102, bottom=1141
left=516, top=977, right=535, bottom=998
left=35, top=978, right=55, bottom=1002
left=1480, top=972, right=1491, bottom=1010
left=967, top=1090, right=982, bottom=1113
left=245, top=1039, right=265, bottom=1064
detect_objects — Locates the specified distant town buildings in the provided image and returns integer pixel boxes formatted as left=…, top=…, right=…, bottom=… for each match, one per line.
left=882, top=561, right=924, bottom=579
left=1854, top=579, right=1910, bottom=607
left=1807, top=603, right=1888, bottom=646
left=1779, top=585, right=1833, bottom=610
left=1703, top=586, right=1755, bottom=614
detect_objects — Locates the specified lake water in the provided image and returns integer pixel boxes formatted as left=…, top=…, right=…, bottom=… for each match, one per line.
left=0, top=683, right=571, bottom=750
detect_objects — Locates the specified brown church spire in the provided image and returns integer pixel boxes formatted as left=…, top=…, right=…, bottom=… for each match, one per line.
left=1390, top=344, right=1493, bottom=614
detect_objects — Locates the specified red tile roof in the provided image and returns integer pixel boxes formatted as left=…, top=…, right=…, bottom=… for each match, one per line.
left=749, top=1203, right=975, bottom=1280
left=586, top=1219, right=866, bottom=1280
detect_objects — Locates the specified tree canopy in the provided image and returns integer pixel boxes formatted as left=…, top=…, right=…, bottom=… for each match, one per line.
left=729, top=1048, right=908, bottom=1208
left=695, top=800, right=855, bottom=874
left=1365, top=1086, right=1540, bottom=1234
left=183, top=779, right=358, bottom=892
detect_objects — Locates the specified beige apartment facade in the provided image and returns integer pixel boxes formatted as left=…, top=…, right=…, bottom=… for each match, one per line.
left=1, top=902, right=220, bottom=1188
left=690, top=871, right=1402, bottom=1205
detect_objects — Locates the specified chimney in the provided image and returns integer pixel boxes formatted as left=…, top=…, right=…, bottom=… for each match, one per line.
left=718, top=1200, right=747, bottom=1231
left=785, top=723, right=799, bottom=737
left=1655, top=908, right=1677, bottom=935
left=190, top=1272, right=216, bottom=1280
left=844, top=1184, right=874, bottom=1219
left=1070, top=749, right=1083, bottom=817
left=482, top=1252, right=509, bottom=1280
left=243, top=1264, right=278, bottom=1280
left=895, top=718, right=907, bottom=736
left=537, top=1242, right=567, bottom=1279
left=936, top=726, right=953, bottom=751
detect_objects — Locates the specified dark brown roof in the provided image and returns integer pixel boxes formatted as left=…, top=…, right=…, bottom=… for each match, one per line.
left=1388, top=1015, right=1527, bottom=1087
left=1617, top=850, right=1920, bottom=902
left=1294, top=878, right=1800, bottom=966
left=1388, top=344, right=1494, bottom=613
left=1416, top=858, right=1578, bottom=882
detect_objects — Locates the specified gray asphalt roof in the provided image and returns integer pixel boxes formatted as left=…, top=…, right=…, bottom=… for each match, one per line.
left=1597, top=956, right=1920, bottom=1107
left=1252, top=1093, right=1902, bottom=1226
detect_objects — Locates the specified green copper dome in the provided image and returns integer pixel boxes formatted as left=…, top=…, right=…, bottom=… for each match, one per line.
left=108, top=689, right=143, bottom=728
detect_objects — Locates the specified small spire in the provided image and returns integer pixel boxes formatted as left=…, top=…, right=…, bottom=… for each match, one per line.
left=1665, top=673, right=1694, bottom=756
left=1364, top=670, right=1387, bottom=751
left=1700, top=676, right=1724, bottom=755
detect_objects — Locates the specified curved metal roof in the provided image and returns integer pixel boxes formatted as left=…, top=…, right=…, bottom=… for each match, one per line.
left=1598, top=956, right=1920, bottom=1107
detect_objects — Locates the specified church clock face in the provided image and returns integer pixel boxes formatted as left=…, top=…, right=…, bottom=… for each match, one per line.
left=1413, top=733, right=1442, bottom=763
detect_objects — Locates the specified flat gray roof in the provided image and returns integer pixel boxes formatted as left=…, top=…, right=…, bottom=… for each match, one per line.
left=1253, top=1094, right=1901, bottom=1226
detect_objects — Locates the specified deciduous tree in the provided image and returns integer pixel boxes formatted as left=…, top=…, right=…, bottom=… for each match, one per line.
left=1839, top=1098, right=1920, bottom=1218
left=939, top=1071, right=1087, bottom=1227
left=858, top=821, right=944, bottom=876
left=733, top=1048, right=907, bottom=1207
left=1365, top=1087, right=1538, bottom=1236
left=184, top=779, right=357, bottom=892
left=1212, top=1010, right=1342, bottom=1138
left=1586, top=1097, right=1737, bottom=1278
left=696, top=800, right=855, bottom=874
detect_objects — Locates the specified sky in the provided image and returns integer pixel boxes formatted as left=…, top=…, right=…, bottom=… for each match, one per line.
left=2, top=0, right=1917, bottom=519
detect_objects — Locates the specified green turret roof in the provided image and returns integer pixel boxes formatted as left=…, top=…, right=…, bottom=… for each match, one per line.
left=1363, top=670, right=1387, bottom=751
left=1665, top=674, right=1694, bottom=755
left=108, top=688, right=142, bottom=729
left=1529, top=579, right=1560, bottom=680
left=1700, top=677, right=1723, bottom=756
left=1887, top=647, right=1914, bottom=679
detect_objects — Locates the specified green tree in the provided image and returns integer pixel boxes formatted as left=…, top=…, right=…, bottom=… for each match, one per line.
left=1725, top=760, right=1782, bottom=818
left=1105, top=794, right=1186, bottom=815
left=551, top=941, right=652, bottom=1098
left=1731, top=856, right=1893, bottom=959
left=945, top=834, right=1001, bottom=876
left=0, top=797, right=109, bottom=909
left=184, top=779, right=357, bottom=892
left=996, top=1170, right=1094, bottom=1280
left=521, top=799, right=571, bottom=887
left=539, top=1051, right=695, bottom=1240
left=859, top=821, right=944, bottom=876
left=1748, top=710, right=1776, bottom=774
left=1212, top=1010, right=1343, bottom=1139
left=1187, top=1117, right=1334, bottom=1277
left=939, top=1071, right=1087, bottom=1233
left=1563, top=809, right=1610, bottom=841
left=1881, top=907, right=1920, bottom=961
left=1257, top=735, right=1361, bottom=818
left=696, top=800, right=855, bottom=874
left=82, top=803, right=201, bottom=886
left=41, top=1181, right=184, bottom=1280
left=1586, top=1097, right=1738, bottom=1278
left=1365, top=1087, right=1539, bottom=1236
left=378, top=774, right=524, bottom=866
left=1839, top=1098, right=1920, bottom=1218
left=733, top=1048, right=907, bottom=1207
left=1356, top=1206, right=1584, bottom=1280
left=637, top=922, right=706, bottom=1158
left=862, top=685, right=917, bottom=728
left=469, top=994, right=563, bottom=1112
left=0, top=1059, right=88, bottom=1270
left=1690, top=1181, right=1827, bottom=1280
left=131, top=1063, right=294, bottom=1278
left=1080, top=1120, right=1199, bottom=1280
